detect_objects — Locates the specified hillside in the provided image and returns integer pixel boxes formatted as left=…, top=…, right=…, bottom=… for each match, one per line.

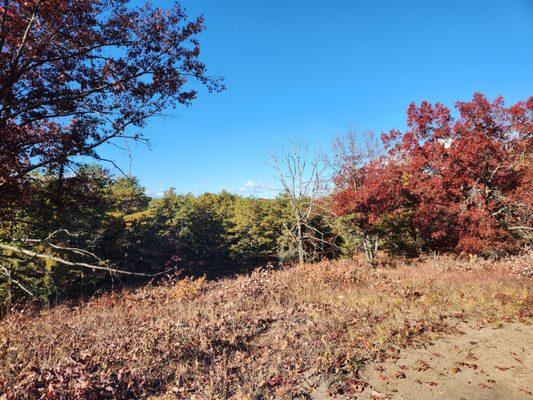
left=1, top=254, right=531, bottom=399
left=2, top=2, right=532, bottom=399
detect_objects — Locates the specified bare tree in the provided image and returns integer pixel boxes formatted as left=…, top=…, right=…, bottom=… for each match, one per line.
left=270, top=139, right=330, bottom=265
left=330, top=129, right=380, bottom=190
left=330, top=130, right=382, bottom=265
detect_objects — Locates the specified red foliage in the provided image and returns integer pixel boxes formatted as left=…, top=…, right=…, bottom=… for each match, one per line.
left=333, top=93, right=533, bottom=254
left=0, top=0, right=223, bottom=212
left=333, top=159, right=411, bottom=233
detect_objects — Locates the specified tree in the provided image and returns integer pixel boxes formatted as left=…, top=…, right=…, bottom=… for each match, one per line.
left=0, top=165, right=122, bottom=304
left=332, top=156, right=415, bottom=264
left=329, top=130, right=398, bottom=264
left=228, top=197, right=284, bottom=264
left=332, top=94, right=533, bottom=258
left=100, top=176, right=155, bottom=274
left=0, top=0, right=223, bottom=213
left=387, top=93, right=532, bottom=254
left=271, top=139, right=331, bottom=265
left=0, top=0, right=223, bottom=305
left=110, top=176, right=150, bottom=216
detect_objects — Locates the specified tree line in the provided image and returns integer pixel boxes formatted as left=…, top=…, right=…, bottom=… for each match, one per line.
left=2, top=91, right=531, bottom=306
left=1, top=0, right=531, bottom=308
left=0, top=167, right=338, bottom=305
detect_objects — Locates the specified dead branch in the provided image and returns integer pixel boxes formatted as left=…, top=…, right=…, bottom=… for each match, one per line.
left=0, top=242, right=152, bottom=277
left=0, top=264, right=35, bottom=298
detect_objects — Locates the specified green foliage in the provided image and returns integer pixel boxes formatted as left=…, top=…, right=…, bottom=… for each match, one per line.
left=2, top=169, right=333, bottom=306
left=0, top=165, right=116, bottom=304
left=229, top=197, right=285, bottom=262
left=110, top=177, right=151, bottom=215
left=336, top=209, right=422, bottom=259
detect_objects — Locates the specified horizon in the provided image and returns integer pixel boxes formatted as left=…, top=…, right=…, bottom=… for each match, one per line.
left=98, top=0, right=533, bottom=197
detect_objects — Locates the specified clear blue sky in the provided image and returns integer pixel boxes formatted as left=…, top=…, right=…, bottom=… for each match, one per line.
left=100, top=0, right=533, bottom=197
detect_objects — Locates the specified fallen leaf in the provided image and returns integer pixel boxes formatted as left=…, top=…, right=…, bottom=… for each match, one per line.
left=466, top=350, right=478, bottom=361
left=414, top=359, right=431, bottom=371
left=457, top=362, right=478, bottom=370
left=266, top=374, right=283, bottom=387
left=395, top=371, right=406, bottom=379
left=349, top=379, right=367, bottom=393
left=495, top=366, right=511, bottom=371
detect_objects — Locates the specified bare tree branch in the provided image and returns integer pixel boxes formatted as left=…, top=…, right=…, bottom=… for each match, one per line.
left=0, top=264, right=35, bottom=298
left=270, top=138, right=331, bottom=264
left=0, top=243, right=152, bottom=277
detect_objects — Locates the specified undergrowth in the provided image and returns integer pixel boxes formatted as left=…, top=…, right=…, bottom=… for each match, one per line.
left=0, top=253, right=531, bottom=399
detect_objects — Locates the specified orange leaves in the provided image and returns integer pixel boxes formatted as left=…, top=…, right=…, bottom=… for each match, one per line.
left=1, top=255, right=531, bottom=398
left=171, top=276, right=206, bottom=301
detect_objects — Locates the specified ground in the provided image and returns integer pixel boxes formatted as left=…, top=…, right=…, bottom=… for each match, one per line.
left=0, top=253, right=531, bottom=399
left=358, top=322, right=532, bottom=400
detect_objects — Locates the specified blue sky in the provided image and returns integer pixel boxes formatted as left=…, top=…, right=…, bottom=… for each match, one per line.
left=100, top=0, right=533, bottom=197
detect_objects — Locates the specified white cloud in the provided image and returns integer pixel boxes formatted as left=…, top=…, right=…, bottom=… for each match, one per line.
left=147, top=190, right=165, bottom=198
left=237, top=180, right=278, bottom=197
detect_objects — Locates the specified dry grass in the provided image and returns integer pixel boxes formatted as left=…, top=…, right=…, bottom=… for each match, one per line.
left=0, top=253, right=531, bottom=399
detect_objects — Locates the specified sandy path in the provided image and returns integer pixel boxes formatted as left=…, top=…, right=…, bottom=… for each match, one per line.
left=357, top=322, right=532, bottom=400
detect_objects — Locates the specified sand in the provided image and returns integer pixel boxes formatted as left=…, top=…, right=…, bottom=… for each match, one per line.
left=357, top=322, right=532, bottom=400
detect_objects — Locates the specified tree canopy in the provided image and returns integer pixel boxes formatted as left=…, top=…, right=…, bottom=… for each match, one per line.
left=0, top=0, right=223, bottom=212
left=332, top=93, right=532, bottom=257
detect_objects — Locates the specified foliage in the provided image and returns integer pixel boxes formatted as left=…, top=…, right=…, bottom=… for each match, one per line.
left=0, top=0, right=223, bottom=213
left=0, top=0, right=224, bottom=306
left=332, top=94, right=533, bottom=257
left=0, top=170, right=322, bottom=305
left=2, top=89, right=530, bottom=309
left=0, top=165, right=116, bottom=304
left=228, top=196, right=285, bottom=263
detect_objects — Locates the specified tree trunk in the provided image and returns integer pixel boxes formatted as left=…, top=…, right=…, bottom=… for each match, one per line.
left=6, top=266, right=12, bottom=307
left=363, top=234, right=378, bottom=267
left=296, top=219, right=304, bottom=266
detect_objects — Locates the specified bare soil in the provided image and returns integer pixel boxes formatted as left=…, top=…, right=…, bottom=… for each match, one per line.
left=354, top=322, right=532, bottom=400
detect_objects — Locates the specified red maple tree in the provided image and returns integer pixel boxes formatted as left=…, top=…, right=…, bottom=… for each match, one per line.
left=332, top=93, right=532, bottom=256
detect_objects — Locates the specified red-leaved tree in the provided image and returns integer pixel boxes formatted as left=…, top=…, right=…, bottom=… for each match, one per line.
left=332, top=93, right=532, bottom=257
left=0, top=0, right=223, bottom=212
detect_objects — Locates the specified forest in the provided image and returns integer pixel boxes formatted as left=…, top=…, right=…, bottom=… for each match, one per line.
left=1, top=92, right=531, bottom=308
left=1, top=0, right=531, bottom=309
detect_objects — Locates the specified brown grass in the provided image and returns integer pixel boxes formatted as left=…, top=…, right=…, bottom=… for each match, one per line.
left=0, top=253, right=531, bottom=399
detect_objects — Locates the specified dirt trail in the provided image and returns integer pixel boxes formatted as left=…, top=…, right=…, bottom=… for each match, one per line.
left=354, top=322, right=532, bottom=400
